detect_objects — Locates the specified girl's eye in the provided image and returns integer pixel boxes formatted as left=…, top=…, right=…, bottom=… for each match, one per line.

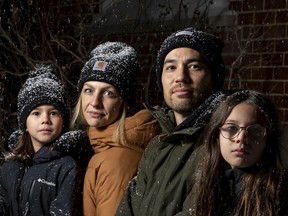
left=49, top=111, right=61, bottom=116
left=31, top=111, right=40, bottom=116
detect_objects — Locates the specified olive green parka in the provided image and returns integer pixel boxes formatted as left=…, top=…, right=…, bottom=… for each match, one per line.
left=116, top=91, right=226, bottom=216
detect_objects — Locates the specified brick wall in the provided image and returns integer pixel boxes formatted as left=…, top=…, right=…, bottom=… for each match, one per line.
left=224, top=0, right=288, bottom=124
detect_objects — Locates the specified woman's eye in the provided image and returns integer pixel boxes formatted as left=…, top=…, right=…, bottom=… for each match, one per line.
left=83, top=88, right=93, bottom=94
left=103, top=91, right=115, bottom=97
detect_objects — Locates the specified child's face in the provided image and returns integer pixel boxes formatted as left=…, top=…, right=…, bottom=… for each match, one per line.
left=219, top=102, right=267, bottom=169
left=81, top=81, right=123, bottom=128
left=26, top=105, right=63, bottom=152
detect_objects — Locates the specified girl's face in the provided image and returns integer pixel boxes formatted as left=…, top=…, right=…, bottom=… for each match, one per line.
left=219, top=102, right=267, bottom=169
left=26, top=105, right=63, bottom=152
left=81, top=81, right=123, bottom=128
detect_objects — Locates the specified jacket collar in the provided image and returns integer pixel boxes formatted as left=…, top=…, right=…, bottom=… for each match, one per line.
left=145, top=90, right=226, bottom=134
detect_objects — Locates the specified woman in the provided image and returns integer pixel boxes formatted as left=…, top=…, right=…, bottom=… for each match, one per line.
left=71, top=41, right=161, bottom=216
left=191, top=90, right=288, bottom=216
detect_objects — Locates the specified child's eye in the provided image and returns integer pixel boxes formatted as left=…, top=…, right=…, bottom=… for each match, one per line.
left=30, top=111, right=40, bottom=116
left=49, top=111, right=61, bottom=116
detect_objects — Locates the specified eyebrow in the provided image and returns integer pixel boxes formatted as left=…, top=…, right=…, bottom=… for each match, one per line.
left=163, top=57, right=203, bottom=65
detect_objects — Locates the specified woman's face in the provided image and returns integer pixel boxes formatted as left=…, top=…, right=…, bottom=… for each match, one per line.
left=219, top=102, right=267, bottom=169
left=81, top=81, right=123, bottom=128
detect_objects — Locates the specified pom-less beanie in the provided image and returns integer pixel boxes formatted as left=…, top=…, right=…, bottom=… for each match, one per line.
left=77, top=41, right=139, bottom=106
left=17, top=64, right=69, bottom=131
left=156, top=27, right=225, bottom=91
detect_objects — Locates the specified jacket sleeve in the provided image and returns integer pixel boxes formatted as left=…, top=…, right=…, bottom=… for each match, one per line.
left=49, top=156, right=81, bottom=216
left=0, top=167, right=9, bottom=216
left=83, top=148, right=142, bottom=216
left=115, top=137, right=158, bottom=215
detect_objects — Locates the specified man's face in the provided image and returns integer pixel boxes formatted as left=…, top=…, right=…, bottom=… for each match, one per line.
left=161, top=48, right=213, bottom=119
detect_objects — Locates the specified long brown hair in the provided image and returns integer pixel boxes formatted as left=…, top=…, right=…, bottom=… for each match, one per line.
left=5, top=131, right=36, bottom=165
left=193, top=90, right=287, bottom=216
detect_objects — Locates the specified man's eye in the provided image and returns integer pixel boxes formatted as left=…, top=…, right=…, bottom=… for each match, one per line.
left=164, top=65, right=176, bottom=71
left=188, top=64, right=201, bottom=70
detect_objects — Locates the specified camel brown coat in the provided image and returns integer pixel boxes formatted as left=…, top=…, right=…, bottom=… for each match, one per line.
left=83, top=108, right=160, bottom=216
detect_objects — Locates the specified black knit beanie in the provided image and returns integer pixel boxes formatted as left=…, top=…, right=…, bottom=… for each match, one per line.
left=17, top=64, right=69, bottom=131
left=77, top=41, right=139, bottom=106
left=156, top=27, right=225, bottom=91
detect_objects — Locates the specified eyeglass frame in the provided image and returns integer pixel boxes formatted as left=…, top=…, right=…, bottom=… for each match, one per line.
left=219, top=123, right=267, bottom=140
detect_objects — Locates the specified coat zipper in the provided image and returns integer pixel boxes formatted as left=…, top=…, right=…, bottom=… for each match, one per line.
left=23, top=180, right=35, bottom=216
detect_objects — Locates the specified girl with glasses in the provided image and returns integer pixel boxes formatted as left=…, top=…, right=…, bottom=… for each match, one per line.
left=190, top=90, right=288, bottom=216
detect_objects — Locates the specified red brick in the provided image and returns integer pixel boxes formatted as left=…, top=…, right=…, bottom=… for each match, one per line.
left=273, top=68, right=288, bottom=80
left=274, top=40, right=288, bottom=52
left=251, top=67, right=273, bottom=79
left=262, top=53, right=283, bottom=66
left=265, top=0, right=286, bottom=9
left=265, top=25, right=286, bottom=39
left=262, top=81, right=284, bottom=93
left=238, top=13, right=254, bottom=25
left=252, top=40, right=274, bottom=52
left=276, top=10, right=288, bottom=23
left=223, top=55, right=238, bottom=65
left=254, top=11, right=275, bottom=25
left=272, top=95, right=288, bottom=108
left=243, top=80, right=263, bottom=91
left=242, top=0, right=264, bottom=11
left=242, top=54, right=261, bottom=66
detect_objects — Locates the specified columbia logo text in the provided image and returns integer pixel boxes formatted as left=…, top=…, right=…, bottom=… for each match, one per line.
left=37, top=178, right=56, bottom=187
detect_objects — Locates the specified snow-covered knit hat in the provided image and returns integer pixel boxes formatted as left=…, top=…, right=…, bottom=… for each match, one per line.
left=17, top=64, right=69, bottom=131
left=156, top=27, right=225, bottom=91
left=77, top=41, right=139, bottom=105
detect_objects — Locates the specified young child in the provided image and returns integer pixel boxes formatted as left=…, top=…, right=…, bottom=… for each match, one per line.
left=191, top=90, right=288, bottom=216
left=0, top=64, right=83, bottom=215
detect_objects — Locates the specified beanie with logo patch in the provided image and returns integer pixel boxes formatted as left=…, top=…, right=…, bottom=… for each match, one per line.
left=77, top=41, right=139, bottom=106
left=156, top=27, right=225, bottom=91
left=17, top=64, right=69, bottom=131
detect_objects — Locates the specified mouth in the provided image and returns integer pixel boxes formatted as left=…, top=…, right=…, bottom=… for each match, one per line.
left=88, top=111, right=105, bottom=118
left=171, top=87, right=192, bottom=96
left=232, top=148, right=249, bottom=156
left=39, top=129, right=52, bottom=133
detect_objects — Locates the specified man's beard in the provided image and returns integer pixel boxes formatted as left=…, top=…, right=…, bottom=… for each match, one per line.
left=167, top=97, right=199, bottom=114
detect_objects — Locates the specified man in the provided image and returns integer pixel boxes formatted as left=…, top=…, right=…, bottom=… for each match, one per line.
left=116, top=27, right=226, bottom=216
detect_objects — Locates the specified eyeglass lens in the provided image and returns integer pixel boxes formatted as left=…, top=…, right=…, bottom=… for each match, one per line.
left=220, top=123, right=266, bottom=140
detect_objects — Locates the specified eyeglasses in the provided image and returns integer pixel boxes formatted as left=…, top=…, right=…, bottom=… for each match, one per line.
left=219, top=123, right=266, bottom=140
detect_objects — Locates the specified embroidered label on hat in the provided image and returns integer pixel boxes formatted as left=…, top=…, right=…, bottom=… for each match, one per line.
left=175, top=30, right=193, bottom=37
left=93, top=61, right=108, bottom=71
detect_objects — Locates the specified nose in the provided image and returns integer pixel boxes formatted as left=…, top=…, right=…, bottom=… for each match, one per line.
left=90, top=93, right=102, bottom=108
left=41, top=113, right=51, bottom=125
left=175, top=66, right=190, bottom=83
left=235, top=129, right=247, bottom=144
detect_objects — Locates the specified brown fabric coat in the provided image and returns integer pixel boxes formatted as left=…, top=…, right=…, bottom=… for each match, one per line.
left=83, top=108, right=160, bottom=216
